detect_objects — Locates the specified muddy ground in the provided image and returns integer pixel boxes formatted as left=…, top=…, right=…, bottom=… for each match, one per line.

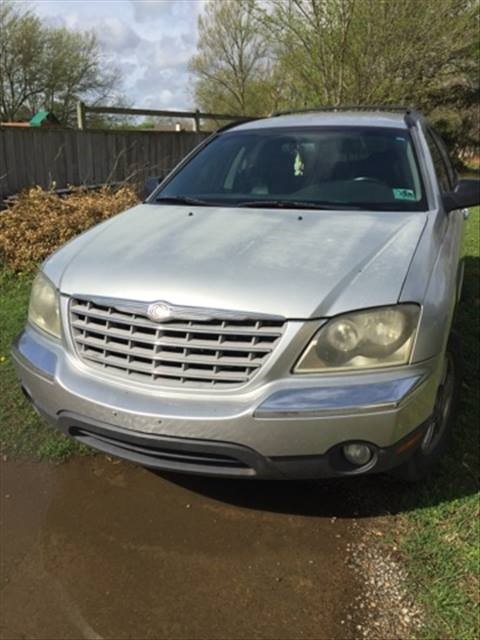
left=1, top=457, right=399, bottom=640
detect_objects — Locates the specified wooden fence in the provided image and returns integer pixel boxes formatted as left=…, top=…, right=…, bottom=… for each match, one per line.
left=0, top=127, right=210, bottom=201
left=76, top=101, right=244, bottom=132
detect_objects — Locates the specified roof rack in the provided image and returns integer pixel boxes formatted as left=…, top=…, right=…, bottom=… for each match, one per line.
left=270, top=105, right=421, bottom=128
left=216, top=117, right=259, bottom=133
left=271, top=105, right=419, bottom=117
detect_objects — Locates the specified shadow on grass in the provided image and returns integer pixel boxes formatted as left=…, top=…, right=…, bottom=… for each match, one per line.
left=154, top=257, right=479, bottom=519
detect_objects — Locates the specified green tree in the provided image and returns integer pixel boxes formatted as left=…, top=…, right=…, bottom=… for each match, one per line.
left=0, top=1, right=118, bottom=124
left=262, top=0, right=478, bottom=108
left=189, top=0, right=276, bottom=115
left=261, top=0, right=358, bottom=107
left=427, top=39, right=479, bottom=162
left=191, top=0, right=479, bottom=157
left=0, top=2, right=45, bottom=120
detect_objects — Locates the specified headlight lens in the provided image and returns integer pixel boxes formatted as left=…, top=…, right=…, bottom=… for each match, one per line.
left=28, top=272, right=61, bottom=338
left=295, top=305, right=420, bottom=372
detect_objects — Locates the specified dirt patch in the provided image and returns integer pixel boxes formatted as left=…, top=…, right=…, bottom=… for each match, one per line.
left=0, top=457, right=367, bottom=640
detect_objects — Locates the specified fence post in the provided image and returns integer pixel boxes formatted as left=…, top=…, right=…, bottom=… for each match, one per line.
left=193, top=109, right=201, bottom=133
left=76, top=101, right=86, bottom=130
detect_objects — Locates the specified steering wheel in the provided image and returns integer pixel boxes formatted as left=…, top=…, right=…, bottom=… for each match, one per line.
left=353, top=176, right=385, bottom=185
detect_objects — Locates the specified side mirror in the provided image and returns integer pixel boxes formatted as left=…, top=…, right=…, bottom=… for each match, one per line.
left=142, top=175, right=164, bottom=200
left=443, top=178, right=480, bottom=212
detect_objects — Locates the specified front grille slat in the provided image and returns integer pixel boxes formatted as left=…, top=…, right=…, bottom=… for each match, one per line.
left=70, top=297, right=286, bottom=388
left=79, top=349, right=251, bottom=382
left=76, top=335, right=264, bottom=369
left=71, top=305, right=283, bottom=334
left=76, top=327, right=275, bottom=352
left=72, top=317, right=282, bottom=339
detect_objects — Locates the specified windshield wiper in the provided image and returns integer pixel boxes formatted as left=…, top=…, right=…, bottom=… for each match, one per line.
left=155, top=196, right=363, bottom=210
left=155, top=195, right=211, bottom=206
left=239, top=199, right=359, bottom=210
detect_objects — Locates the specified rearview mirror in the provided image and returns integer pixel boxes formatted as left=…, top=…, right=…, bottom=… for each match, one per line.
left=142, top=175, right=164, bottom=200
left=443, top=178, right=480, bottom=212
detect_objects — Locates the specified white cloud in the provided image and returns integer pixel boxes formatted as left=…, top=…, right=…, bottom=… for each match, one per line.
left=130, top=0, right=178, bottom=21
left=27, top=0, right=207, bottom=109
left=130, top=0, right=205, bottom=23
left=140, top=33, right=196, bottom=68
left=132, top=59, right=193, bottom=108
left=96, top=17, right=141, bottom=53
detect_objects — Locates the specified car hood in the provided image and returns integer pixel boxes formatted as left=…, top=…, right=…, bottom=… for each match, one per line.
left=45, top=204, right=427, bottom=319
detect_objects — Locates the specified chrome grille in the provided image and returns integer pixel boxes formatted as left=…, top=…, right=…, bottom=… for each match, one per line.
left=69, top=297, right=286, bottom=387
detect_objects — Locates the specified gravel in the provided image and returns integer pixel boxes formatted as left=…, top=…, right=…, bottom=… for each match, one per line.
left=345, top=536, right=425, bottom=639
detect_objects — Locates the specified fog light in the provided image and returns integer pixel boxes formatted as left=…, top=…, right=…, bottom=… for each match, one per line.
left=342, top=443, right=373, bottom=466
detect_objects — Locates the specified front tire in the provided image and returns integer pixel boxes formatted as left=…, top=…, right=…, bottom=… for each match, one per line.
left=390, top=332, right=462, bottom=483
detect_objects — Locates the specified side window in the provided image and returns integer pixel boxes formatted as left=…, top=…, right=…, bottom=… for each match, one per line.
left=432, top=129, right=457, bottom=188
left=425, top=128, right=452, bottom=192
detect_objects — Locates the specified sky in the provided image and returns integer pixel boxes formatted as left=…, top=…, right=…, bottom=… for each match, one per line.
left=23, top=0, right=208, bottom=110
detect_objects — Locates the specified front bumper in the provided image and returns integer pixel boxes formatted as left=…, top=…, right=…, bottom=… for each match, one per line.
left=12, top=325, right=442, bottom=479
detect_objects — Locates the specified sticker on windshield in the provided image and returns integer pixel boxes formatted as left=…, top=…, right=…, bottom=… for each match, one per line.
left=393, top=188, right=416, bottom=201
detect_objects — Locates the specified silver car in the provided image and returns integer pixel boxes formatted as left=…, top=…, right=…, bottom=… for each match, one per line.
left=12, top=108, right=480, bottom=481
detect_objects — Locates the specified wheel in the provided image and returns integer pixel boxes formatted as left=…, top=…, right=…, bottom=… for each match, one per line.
left=352, top=176, right=386, bottom=185
left=389, top=332, right=462, bottom=483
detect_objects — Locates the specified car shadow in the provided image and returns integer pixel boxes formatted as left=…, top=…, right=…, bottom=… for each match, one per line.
left=153, top=255, right=479, bottom=519
left=153, top=459, right=477, bottom=520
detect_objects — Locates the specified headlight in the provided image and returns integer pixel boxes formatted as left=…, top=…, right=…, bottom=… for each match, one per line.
left=28, top=272, right=61, bottom=338
left=294, top=305, right=420, bottom=372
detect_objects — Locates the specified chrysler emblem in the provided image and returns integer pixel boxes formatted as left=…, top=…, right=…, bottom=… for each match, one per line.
left=147, top=302, right=172, bottom=322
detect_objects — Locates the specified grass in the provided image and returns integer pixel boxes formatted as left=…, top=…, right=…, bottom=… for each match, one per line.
left=395, top=206, right=479, bottom=640
left=0, top=209, right=478, bottom=637
left=0, top=270, right=86, bottom=461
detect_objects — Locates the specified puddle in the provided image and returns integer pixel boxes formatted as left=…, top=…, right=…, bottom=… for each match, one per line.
left=1, top=457, right=361, bottom=639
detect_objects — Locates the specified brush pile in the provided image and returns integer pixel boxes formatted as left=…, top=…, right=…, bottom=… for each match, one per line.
left=0, top=186, right=139, bottom=272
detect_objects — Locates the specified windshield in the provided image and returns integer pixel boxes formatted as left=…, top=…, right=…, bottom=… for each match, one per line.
left=155, top=126, right=426, bottom=211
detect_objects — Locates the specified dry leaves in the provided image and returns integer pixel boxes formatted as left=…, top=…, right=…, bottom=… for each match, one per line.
left=0, top=186, right=139, bottom=272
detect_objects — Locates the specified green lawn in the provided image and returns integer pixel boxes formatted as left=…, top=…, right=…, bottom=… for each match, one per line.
left=395, top=207, right=479, bottom=639
left=0, top=209, right=478, bottom=638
